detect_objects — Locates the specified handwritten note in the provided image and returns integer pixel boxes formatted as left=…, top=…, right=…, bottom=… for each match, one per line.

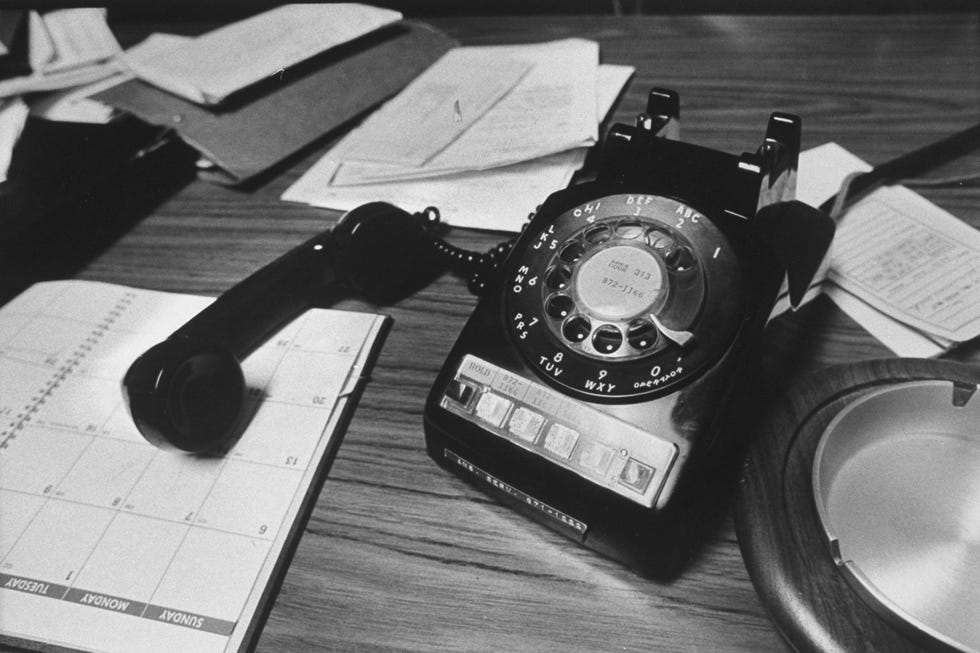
left=829, top=191, right=980, bottom=342
left=796, top=142, right=980, bottom=351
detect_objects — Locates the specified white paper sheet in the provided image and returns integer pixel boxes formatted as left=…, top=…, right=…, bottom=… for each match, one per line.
left=823, top=284, right=947, bottom=358
left=27, top=11, right=55, bottom=72
left=282, top=63, right=633, bottom=232
left=795, top=142, right=980, bottom=354
left=329, top=38, right=602, bottom=186
left=0, top=98, right=28, bottom=184
left=30, top=34, right=190, bottom=124
left=0, top=61, right=122, bottom=99
left=339, top=50, right=531, bottom=166
left=0, top=9, right=122, bottom=99
left=35, top=8, right=121, bottom=73
left=284, top=149, right=588, bottom=232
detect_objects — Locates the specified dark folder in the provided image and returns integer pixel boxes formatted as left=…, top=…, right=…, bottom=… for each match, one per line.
left=0, top=10, right=30, bottom=80
left=95, top=21, right=455, bottom=185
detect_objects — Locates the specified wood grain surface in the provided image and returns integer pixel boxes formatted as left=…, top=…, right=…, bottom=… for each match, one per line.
left=5, top=12, right=980, bottom=653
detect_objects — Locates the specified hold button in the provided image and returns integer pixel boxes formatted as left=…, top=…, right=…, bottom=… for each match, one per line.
left=445, top=379, right=476, bottom=407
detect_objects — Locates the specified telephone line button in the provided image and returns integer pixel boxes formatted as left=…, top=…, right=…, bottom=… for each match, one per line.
left=543, top=423, right=580, bottom=459
left=445, top=379, right=475, bottom=407
left=507, top=407, right=545, bottom=443
left=474, top=392, right=512, bottom=428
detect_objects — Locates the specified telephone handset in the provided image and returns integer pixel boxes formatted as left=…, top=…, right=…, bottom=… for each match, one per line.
left=123, top=202, right=450, bottom=453
left=422, top=88, right=834, bottom=575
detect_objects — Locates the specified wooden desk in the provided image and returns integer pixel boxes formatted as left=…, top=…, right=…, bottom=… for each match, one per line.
left=11, top=12, right=980, bottom=652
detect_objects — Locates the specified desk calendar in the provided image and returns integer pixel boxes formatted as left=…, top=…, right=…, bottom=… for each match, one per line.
left=0, top=280, right=388, bottom=653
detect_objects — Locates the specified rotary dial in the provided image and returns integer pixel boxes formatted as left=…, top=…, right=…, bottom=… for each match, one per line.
left=542, top=216, right=704, bottom=361
left=506, top=193, right=742, bottom=401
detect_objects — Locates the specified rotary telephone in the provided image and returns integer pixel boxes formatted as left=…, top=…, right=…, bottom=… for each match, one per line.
left=422, top=89, right=834, bottom=574
left=124, top=88, right=833, bottom=575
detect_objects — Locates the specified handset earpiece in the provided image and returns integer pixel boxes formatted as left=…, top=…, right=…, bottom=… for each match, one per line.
left=752, top=200, right=836, bottom=308
left=123, top=202, right=443, bottom=453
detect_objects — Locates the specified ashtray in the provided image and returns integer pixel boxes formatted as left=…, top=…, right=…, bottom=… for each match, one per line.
left=736, top=359, right=980, bottom=653
left=813, top=380, right=980, bottom=653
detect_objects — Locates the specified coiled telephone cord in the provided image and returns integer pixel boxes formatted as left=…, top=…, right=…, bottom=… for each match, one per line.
left=421, top=206, right=517, bottom=296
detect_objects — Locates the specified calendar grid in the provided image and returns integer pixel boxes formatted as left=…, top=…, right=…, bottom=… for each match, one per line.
left=0, top=280, right=388, bottom=653
left=1, top=285, right=136, bottom=581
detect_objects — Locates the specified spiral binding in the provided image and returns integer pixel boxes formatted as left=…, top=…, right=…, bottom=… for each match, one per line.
left=0, top=290, right=135, bottom=451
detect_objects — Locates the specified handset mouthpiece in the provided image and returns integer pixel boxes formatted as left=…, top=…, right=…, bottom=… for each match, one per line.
left=124, top=202, right=447, bottom=453
left=123, top=336, right=245, bottom=453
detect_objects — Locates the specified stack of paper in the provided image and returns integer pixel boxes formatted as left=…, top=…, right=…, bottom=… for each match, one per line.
left=0, top=5, right=401, bottom=106
left=27, top=4, right=401, bottom=123
left=93, top=8, right=452, bottom=186
left=124, top=4, right=401, bottom=106
left=0, top=9, right=127, bottom=180
left=283, top=39, right=634, bottom=231
left=0, top=30, right=189, bottom=182
left=29, top=34, right=190, bottom=125
left=0, top=9, right=122, bottom=99
left=793, top=143, right=980, bottom=357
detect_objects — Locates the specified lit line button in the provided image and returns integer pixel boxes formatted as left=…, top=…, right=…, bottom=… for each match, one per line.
left=507, top=407, right=545, bottom=443
left=619, top=458, right=655, bottom=493
left=474, top=391, right=512, bottom=428
left=543, top=423, right=580, bottom=459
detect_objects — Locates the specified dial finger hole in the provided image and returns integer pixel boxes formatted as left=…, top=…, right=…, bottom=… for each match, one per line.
left=665, top=245, right=696, bottom=272
left=584, top=223, right=612, bottom=244
left=591, top=325, right=623, bottom=354
left=646, top=229, right=674, bottom=250
left=627, top=319, right=658, bottom=350
left=559, top=241, right=585, bottom=264
left=545, top=294, right=575, bottom=319
left=562, top=316, right=591, bottom=343
left=616, top=220, right=644, bottom=239
left=545, top=266, right=571, bottom=291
